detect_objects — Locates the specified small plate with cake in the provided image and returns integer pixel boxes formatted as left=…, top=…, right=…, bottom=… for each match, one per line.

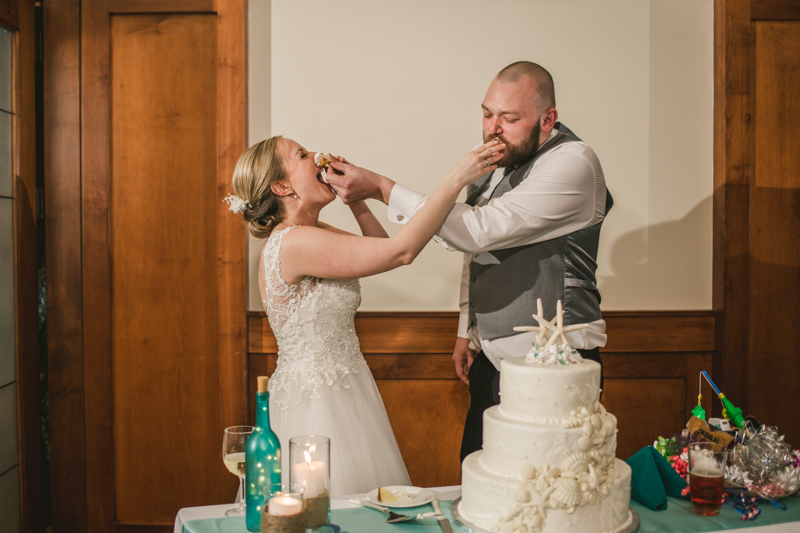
left=367, top=486, right=435, bottom=508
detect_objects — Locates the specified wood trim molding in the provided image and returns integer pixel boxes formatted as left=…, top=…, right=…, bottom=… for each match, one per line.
left=751, top=0, right=800, bottom=20
left=81, top=0, right=116, bottom=530
left=713, top=0, right=754, bottom=420
left=215, top=0, right=248, bottom=440
left=108, top=0, right=215, bottom=13
left=247, top=310, right=717, bottom=355
left=44, top=0, right=88, bottom=530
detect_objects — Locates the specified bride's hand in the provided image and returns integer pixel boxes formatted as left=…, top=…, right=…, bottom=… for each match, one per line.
left=446, top=140, right=506, bottom=188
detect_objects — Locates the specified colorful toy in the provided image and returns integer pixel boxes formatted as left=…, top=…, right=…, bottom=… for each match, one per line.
left=697, top=371, right=746, bottom=429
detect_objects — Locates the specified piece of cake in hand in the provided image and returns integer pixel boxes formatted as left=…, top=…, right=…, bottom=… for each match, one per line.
left=314, top=152, right=332, bottom=184
left=314, top=152, right=331, bottom=169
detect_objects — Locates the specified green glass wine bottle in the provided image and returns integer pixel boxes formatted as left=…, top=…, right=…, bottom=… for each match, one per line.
left=245, top=376, right=281, bottom=531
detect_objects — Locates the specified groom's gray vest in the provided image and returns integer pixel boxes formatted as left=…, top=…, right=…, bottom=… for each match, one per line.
left=465, top=123, right=613, bottom=341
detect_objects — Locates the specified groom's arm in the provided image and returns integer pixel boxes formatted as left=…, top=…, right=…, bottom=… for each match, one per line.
left=388, top=146, right=604, bottom=254
left=453, top=254, right=477, bottom=385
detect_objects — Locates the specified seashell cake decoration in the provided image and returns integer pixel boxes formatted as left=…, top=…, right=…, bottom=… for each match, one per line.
left=513, top=298, right=590, bottom=365
left=495, top=400, right=620, bottom=533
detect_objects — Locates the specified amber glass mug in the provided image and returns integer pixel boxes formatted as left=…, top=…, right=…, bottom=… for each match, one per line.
left=688, top=442, right=727, bottom=515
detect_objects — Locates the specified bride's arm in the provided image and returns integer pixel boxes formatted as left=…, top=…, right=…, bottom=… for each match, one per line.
left=349, top=200, right=388, bottom=238
left=278, top=140, right=504, bottom=282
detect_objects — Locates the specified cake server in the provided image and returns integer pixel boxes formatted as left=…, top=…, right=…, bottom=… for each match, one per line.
left=349, top=498, right=408, bottom=522
left=431, top=498, right=454, bottom=533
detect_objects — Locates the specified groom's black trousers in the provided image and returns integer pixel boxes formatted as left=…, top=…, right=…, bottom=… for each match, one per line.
left=459, top=348, right=604, bottom=463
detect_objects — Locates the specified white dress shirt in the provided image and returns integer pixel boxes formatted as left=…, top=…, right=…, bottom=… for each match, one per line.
left=388, top=129, right=609, bottom=370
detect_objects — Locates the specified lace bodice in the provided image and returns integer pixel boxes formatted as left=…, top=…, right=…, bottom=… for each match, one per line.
left=262, top=226, right=364, bottom=409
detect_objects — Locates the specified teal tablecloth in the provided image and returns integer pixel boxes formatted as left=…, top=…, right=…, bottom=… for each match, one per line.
left=182, top=496, right=800, bottom=533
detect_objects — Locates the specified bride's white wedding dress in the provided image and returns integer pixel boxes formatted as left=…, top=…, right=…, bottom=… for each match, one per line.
left=262, top=226, right=412, bottom=496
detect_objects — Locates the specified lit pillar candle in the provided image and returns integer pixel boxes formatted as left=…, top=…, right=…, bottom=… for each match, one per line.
left=267, top=495, right=303, bottom=516
left=291, top=451, right=326, bottom=498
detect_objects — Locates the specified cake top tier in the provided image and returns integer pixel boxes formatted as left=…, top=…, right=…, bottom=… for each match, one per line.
left=499, top=358, right=601, bottom=423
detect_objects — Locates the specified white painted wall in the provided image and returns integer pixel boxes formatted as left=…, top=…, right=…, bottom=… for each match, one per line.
left=247, top=0, right=713, bottom=312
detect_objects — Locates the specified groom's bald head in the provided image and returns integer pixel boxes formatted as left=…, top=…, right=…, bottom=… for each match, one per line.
left=496, top=61, right=556, bottom=115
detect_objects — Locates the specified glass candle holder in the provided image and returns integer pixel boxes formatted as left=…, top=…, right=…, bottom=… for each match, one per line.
left=261, top=483, right=305, bottom=533
left=289, top=435, right=331, bottom=529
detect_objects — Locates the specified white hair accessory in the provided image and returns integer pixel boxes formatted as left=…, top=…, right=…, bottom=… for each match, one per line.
left=224, top=194, right=250, bottom=214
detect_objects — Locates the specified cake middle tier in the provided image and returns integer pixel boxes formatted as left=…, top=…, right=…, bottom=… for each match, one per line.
left=481, top=405, right=617, bottom=477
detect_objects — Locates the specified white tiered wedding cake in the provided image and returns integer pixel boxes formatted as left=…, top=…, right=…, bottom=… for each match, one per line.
left=457, top=301, right=633, bottom=533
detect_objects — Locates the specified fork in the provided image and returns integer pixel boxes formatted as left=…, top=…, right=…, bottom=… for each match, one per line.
left=349, top=498, right=440, bottom=523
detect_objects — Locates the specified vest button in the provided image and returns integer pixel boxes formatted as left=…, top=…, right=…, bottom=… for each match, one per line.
left=470, top=276, right=476, bottom=283
left=470, top=301, right=475, bottom=308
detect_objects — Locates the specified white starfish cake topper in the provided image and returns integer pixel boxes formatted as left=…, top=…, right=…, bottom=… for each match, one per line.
left=513, top=298, right=590, bottom=364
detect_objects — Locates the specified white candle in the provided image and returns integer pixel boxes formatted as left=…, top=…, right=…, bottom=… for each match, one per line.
left=292, top=459, right=326, bottom=498
left=268, top=495, right=303, bottom=516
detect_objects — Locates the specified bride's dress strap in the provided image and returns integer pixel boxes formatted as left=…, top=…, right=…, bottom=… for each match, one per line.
left=263, top=226, right=318, bottom=332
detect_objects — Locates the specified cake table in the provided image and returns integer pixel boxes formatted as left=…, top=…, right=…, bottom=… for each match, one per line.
left=174, top=487, right=800, bottom=533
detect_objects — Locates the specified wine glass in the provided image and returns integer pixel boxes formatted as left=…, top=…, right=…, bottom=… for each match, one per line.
left=223, top=425, right=254, bottom=516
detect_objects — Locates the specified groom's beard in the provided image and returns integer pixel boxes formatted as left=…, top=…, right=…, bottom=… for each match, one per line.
left=485, top=121, right=541, bottom=169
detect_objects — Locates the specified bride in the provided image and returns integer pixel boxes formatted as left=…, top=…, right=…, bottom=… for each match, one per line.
left=228, top=135, right=504, bottom=495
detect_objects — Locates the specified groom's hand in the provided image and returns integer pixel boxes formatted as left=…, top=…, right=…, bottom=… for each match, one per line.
left=326, top=161, right=396, bottom=205
left=453, top=337, right=476, bottom=385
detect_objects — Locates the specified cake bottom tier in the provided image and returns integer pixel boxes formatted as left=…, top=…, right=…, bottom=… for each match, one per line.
left=460, top=452, right=632, bottom=533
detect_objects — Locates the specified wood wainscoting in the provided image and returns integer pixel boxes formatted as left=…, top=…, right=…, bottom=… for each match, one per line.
left=248, top=310, right=715, bottom=488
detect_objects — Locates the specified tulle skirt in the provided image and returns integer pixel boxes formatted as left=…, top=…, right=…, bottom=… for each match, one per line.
left=269, top=358, right=412, bottom=496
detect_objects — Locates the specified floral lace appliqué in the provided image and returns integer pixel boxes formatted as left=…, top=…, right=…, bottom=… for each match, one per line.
left=262, top=227, right=363, bottom=409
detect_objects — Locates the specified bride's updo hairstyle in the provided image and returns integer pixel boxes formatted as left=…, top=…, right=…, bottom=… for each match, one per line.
left=231, top=135, right=287, bottom=238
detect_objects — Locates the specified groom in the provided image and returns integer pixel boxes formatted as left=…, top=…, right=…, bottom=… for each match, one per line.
left=326, top=61, right=612, bottom=461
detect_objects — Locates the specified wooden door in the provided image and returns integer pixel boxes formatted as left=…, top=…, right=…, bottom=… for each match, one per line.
left=44, top=1, right=246, bottom=530
left=715, top=0, right=800, bottom=445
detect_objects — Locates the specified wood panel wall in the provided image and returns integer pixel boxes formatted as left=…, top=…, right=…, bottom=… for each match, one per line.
left=714, top=0, right=800, bottom=448
left=248, top=311, right=715, bottom=487
left=44, top=1, right=246, bottom=531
